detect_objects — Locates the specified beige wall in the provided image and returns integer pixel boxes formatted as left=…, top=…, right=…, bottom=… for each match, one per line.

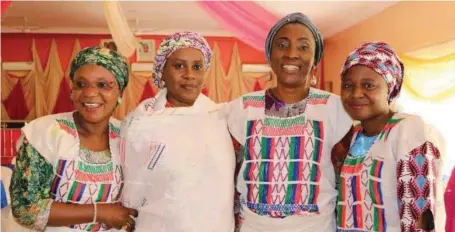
left=324, top=1, right=455, bottom=94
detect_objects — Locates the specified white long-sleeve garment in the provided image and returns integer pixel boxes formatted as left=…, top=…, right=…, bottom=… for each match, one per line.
left=120, top=89, right=235, bottom=232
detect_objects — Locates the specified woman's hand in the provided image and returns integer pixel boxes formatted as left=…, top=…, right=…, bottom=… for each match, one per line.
left=98, top=202, right=138, bottom=231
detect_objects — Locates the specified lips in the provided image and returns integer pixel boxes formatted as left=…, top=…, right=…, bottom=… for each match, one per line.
left=180, top=84, right=198, bottom=91
left=82, top=103, right=102, bottom=111
left=282, top=64, right=301, bottom=73
left=282, top=64, right=300, bottom=71
left=348, top=103, right=368, bottom=110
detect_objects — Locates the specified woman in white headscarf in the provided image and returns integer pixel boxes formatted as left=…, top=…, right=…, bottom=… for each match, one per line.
left=120, top=31, right=235, bottom=232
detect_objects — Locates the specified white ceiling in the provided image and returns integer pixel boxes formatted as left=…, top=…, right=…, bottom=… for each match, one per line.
left=1, top=1, right=398, bottom=38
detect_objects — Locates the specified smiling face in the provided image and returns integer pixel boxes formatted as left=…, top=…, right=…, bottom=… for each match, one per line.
left=161, top=47, right=206, bottom=107
left=71, top=64, right=120, bottom=124
left=270, top=23, right=316, bottom=89
left=340, top=65, right=390, bottom=122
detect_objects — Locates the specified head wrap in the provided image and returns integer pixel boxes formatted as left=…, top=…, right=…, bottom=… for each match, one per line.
left=70, top=46, right=129, bottom=92
left=153, top=31, right=212, bottom=88
left=265, top=12, right=324, bottom=66
left=341, top=41, right=404, bottom=103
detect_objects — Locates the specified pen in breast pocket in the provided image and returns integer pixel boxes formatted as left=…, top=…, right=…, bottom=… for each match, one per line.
left=147, top=142, right=166, bottom=170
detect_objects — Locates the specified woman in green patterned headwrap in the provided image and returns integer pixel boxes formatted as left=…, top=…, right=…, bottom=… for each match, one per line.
left=9, top=47, right=138, bottom=232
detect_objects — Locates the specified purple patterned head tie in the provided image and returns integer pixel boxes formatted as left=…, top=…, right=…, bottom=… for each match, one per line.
left=341, top=41, right=404, bottom=103
left=153, top=31, right=212, bottom=88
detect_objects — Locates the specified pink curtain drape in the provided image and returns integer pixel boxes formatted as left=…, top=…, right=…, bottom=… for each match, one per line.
left=197, top=1, right=279, bottom=52
left=198, top=1, right=328, bottom=92
left=1, top=0, right=12, bottom=14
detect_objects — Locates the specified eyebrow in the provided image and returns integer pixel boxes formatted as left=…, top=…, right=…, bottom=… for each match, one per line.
left=74, top=76, right=111, bottom=81
left=170, top=58, right=203, bottom=63
left=275, top=37, right=311, bottom=42
left=342, top=75, right=379, bottom=82
left=341, top=75, right=352, bottom=81
left=360, top=77, right=378, bottom=82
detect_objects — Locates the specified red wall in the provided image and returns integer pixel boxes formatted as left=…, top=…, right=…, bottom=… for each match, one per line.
left=1, top=33, right=267, bottom=74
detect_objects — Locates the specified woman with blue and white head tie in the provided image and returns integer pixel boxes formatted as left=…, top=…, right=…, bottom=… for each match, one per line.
left=227, top=12, right=353, bottom=232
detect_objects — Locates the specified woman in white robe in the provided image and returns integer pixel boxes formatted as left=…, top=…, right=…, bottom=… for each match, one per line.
left=120, top=31, right=235, bottom=232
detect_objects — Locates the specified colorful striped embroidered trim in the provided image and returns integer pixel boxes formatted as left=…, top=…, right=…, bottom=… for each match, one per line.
left=51, top=159, right=67, bottom=196
left=244, top=161, right=315, bottom=183
left=285, top=183, right=303, bottom=207
left=84, top=223, right=103, bottom=231
left=312, top=120, right=324, bottom=164
left=264, top=116, right=306, bottom=128
left=262, top=116, right=307, bottom=136
left=56, top=119, right=77, bottom=138
left=369, top=179, right=384, bottom=205
left=337, top=204, right=347, bottom=228
left=240, top=90, right=328, bottom=218
left=109, top=122, right=120, bottom=139
left=243, top=95, right=265, bottom=109
left=246, top=120, right=262, bottom=138
left=370, top=159, right=384, bottom=179
left=338, top=156, right=387, bottom=231
left=353, top=117, right=404, bottom=142
left=262, top=125, right=305, bottom=136
left=307, top=93, right=330, bottom=105
left=378, top=118, right=404, bottom=141
left=70, top=222, right=106, bottom=231
left=246, top=201, right=319, bottom=216
left=50, top=158, right=119, bottom=231
left=341, top=156, right=366, bottom=174
left=373, top=207, right=386, bottom=231
left=243, top=117, right=324, bottom=218
left=77, top=161, right=114, bottom=173
left=308, top=184, right=320, bottom=205
left=337, top=176, right=347, bottom=202
left=68, top=181, right=87, bottom=202
left=95, top=184, right=112, bottom=202
left=75, top=161, right=115, bottom=182
left=260, top=136, right=306, bottom=160
left=74, top=170, right=114, bottom=182
left=350, top=176, right=363, bottom=228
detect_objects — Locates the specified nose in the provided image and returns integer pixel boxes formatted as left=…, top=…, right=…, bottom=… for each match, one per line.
left=183, top=66, right=196, bottom=80
left=81, top=85, right=99, bottom=97
left=285, top=45, right=299, bottom=59
left=351, top=86, right=364, bottom=98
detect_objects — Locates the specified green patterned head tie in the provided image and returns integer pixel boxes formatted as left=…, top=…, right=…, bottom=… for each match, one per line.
left=70, top=46, right=129, bottom=92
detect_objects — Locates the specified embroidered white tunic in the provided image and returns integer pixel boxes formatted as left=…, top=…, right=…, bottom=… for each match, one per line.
left=228, top=88, right=352, bottom=232
left=9, top=112, right=123, bottom=232
left=337, top=113, right=445, bottom=232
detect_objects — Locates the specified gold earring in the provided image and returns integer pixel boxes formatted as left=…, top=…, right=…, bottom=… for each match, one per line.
left=311, top=76, right=317, bottom=86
